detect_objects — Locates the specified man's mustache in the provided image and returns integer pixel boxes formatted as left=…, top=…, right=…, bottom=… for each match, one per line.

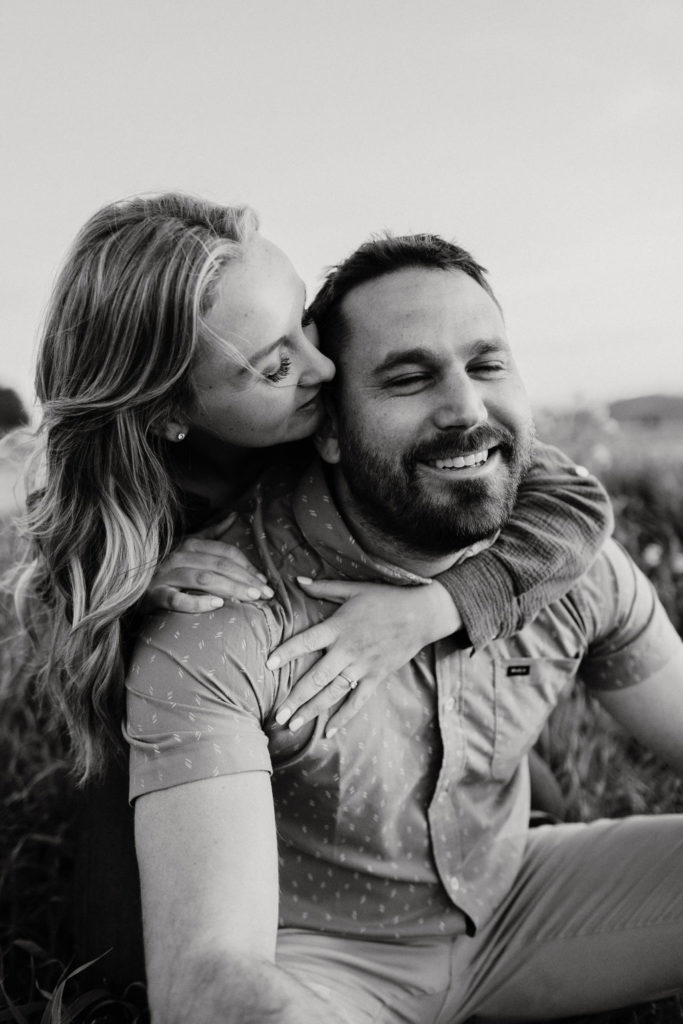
left=408, top=424, right=517, bottom=466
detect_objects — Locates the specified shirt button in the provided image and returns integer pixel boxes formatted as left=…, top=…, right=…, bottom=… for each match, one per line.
left=444, top=697, right=455, bottom=712
left=449, top=875, right=460, bottom=891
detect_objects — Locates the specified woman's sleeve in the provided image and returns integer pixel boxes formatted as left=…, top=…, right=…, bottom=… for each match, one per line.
left=436, top=442, right=614, bottom=650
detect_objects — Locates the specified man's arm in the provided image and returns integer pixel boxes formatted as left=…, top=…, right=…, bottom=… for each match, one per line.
left=592, top=647, right=683, bottom=778
left=135, top=772, right=350, bottom=1024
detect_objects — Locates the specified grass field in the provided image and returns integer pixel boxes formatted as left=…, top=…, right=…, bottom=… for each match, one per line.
left=1, top=412, right=682, bottom=1023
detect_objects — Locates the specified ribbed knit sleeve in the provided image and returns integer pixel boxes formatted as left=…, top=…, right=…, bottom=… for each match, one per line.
left=436, top=442, right=614, bottom=650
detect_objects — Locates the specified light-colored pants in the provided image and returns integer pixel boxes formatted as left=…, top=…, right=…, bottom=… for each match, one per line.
left=276, top=816, right=683, bottom=1023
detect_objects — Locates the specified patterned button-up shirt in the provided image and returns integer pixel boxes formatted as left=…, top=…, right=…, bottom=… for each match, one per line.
left=126, top=459, right=681, bottom=941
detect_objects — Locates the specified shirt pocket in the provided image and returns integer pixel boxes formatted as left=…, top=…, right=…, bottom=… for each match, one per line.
left=492, top=657, right=579, bottom=782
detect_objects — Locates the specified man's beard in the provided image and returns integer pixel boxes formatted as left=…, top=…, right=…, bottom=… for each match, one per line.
left=336, top=419, right=535, bottom=557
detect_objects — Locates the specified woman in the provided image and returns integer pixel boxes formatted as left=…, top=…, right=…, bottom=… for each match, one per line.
left=14, top=191, right=611, bottom=787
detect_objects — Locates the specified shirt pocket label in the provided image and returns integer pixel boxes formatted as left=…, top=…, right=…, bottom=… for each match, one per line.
left=492, top=657, right=579, bottom=782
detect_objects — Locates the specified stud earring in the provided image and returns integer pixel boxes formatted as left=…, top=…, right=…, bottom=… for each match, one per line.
left=176, top=432, right=186, bottom=442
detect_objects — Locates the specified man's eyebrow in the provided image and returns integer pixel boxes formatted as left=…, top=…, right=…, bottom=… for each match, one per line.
left=469, top=338, right=510, bottom=357
left=372, top=347, right=439, bottom=377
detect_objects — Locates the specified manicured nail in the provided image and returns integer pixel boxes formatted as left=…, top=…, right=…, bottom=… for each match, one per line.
left=266, top=654, right=280, bottom=669
left=289, top=716, right=304, bottom=732
left=210, top=597, right=224, bottom=608
left=261, top=586, right=274, bottom=598
left=275, top=706, right=291, bottom=725
left=326, top=727, right=337, bottom=739
left=297, top=576, right=313, bottom=586
left=247, top=587, right=261, bottom=599
left=257, top=573, right=268, bottom=583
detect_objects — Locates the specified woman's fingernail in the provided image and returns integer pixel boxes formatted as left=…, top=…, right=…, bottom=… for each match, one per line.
left=275, top=707, right=292, bottom=725
left=262, top=586, right=275, bottom=598
left=289, top=716, right=304, bottom=732
left=297, top=576, right=313, bottom=586
left=210, top=597, right=224, bottom=608
left=257, top=573, right=268, bottom=583
left=247, top=587, right=261, bottom=599
left=266, top=654, right=280, bottom=669
left=326, top=727, right=337, bottom=739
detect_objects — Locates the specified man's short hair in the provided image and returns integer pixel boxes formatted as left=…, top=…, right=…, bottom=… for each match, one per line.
left=309, top=232, right=501, bottom=367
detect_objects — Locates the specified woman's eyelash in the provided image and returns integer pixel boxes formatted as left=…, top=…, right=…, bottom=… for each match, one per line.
left=265, top=355, right=292, bottom=383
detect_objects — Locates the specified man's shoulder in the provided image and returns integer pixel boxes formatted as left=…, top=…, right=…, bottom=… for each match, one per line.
left=505, top=538, right=652, bottom=659
left=132, top=599, right=282, bottom=664
left=213, top=460, right=313, bottom=577
left=550, top=536, right=644, bottom=637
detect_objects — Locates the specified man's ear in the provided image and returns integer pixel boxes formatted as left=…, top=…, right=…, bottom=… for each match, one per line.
left=314, top=397, right=340, bottom=465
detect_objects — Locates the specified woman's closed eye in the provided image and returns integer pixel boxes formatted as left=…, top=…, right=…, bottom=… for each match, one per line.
left=265, top=354, right=292, bottom=383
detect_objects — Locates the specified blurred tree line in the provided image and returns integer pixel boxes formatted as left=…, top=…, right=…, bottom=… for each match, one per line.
left=0, top=386, right=28, bottom=437
left=537, top=401, right=683, bottom=635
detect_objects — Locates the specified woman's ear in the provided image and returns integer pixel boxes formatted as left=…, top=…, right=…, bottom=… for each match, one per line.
left=314, top=398, right=340, bottom=465
left=157, top=420, right=189, bottom=443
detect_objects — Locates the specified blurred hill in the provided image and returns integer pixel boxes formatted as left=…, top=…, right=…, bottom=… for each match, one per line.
left=609, top=393, right=683, bottom=426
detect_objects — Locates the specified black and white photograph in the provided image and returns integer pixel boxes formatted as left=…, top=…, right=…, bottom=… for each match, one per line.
left=1, top=2, right=682, bottom=1022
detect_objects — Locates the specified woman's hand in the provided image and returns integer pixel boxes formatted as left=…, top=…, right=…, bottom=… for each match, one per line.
left=143, top=513, right=274, bottom=613
left=267, top=578, right=462, bottom=736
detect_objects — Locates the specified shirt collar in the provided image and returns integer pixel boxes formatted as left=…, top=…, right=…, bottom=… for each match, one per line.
left=292, top=457, right=497, bottom=585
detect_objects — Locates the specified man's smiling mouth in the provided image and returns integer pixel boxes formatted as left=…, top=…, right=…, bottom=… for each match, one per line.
left=424, top=447, right=493, bottom=470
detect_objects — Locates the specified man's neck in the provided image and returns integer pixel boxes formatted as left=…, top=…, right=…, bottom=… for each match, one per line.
left=329, top=467, right=463, bottom=579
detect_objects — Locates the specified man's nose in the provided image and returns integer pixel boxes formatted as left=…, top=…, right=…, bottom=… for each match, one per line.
left=432, top=374, right=488, bottom=431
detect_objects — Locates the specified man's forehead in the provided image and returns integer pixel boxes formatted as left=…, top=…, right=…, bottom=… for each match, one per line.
left=340, top=266, right=505, bottom=349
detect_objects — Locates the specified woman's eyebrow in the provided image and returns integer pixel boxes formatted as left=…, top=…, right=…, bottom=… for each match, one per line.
left=237, top=280, right=307, bottom=375
left=244, top=336, right=284, bottom=367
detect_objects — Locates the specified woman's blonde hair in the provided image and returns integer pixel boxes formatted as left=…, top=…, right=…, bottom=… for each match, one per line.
left=14, top=192, right=258, bottom=783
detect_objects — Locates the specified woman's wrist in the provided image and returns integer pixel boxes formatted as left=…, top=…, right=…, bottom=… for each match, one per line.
left=420, top=580, right=462, bottom=645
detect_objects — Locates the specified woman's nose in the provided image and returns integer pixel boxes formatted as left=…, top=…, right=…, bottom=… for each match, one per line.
left=299, top=338, right=336, bottom=386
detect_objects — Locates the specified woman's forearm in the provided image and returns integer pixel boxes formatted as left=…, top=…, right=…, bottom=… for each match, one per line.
left=436, top=441, right=614, bottom=649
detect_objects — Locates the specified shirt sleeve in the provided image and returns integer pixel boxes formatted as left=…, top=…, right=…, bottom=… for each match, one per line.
left=435, top=442, right=614, bottom=650
left=577, top=539, right=682, bottom=690
left=125, top=603, right=280, bottom=801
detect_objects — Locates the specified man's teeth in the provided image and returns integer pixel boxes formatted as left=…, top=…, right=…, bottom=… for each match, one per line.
left=431, top=449, right=490, bottom=470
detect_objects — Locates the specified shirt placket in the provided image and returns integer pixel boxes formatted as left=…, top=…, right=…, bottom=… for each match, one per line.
left=428, top=644, right=467, bottom=910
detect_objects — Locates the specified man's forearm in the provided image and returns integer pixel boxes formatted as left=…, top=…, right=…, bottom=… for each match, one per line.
left=152, top=946, right=351, bottom=1024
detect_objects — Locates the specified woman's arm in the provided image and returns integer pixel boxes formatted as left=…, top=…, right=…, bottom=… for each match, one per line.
left=434, top=441, right=614, bottom=649
left=146, top=443, right=613, bottom=733
left=269, top=442, right=613, bottom=732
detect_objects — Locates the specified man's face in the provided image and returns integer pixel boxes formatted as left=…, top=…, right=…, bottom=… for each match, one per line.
left=323, top=267, right=535, bottom=555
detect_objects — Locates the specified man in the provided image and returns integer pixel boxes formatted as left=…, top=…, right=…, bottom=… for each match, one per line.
left=127, top=234, right=683, bottom=1023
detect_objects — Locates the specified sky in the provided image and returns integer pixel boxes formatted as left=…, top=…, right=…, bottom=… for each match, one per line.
left=1, top=0, right=682, bottom=418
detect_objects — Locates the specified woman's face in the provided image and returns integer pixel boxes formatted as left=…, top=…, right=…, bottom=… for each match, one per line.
left=189, top=235, right=335, bottom=448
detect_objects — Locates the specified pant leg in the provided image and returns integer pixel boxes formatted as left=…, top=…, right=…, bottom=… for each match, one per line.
left=276, top=929, right=452, bottom=1024
left=445, top=815, right=683, bottom=1023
